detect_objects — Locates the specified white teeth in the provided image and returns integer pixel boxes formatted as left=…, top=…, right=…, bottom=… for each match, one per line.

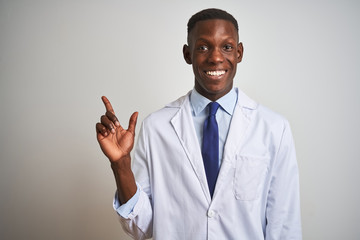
left=206, top=70, right=226, bottom=76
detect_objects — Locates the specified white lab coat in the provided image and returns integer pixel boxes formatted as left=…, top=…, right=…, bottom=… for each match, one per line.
left=119, top=88, right=302, bottom=240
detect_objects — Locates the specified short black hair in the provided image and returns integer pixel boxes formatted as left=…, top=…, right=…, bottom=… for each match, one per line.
left=187, top=8, right=239, bottom=34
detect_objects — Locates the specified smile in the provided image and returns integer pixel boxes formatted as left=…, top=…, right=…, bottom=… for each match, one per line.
left=206, top=70, right=226, bottom=76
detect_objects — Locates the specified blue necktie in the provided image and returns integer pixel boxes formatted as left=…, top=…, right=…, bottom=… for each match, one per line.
left=202, top=102, right=220, bottom=198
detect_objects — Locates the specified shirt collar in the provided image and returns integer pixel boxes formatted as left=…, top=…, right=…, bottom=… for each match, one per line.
left=190, top=88, right=238, bottom=116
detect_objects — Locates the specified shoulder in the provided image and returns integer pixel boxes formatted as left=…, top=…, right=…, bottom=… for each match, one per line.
left=142, top=91, right=191, bottom=126
left=236, top=88, right=290, bottom=129
left=257, top=104, right=289, bottom=126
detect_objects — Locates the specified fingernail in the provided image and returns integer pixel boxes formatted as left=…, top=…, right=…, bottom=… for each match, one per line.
left=111, top=128, right=115, bottom=134
left=115, top=121, right=120, bottom=127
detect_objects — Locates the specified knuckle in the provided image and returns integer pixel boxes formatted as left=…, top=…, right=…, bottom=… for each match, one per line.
left=106, top=111, right=117, bottom=121
left=96, top=123, right=104, bottom=131
left=100, top=115, right=108, bottom=122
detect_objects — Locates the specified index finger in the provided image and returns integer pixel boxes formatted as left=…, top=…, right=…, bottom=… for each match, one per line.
left=101, top=96, right=115, bottom=114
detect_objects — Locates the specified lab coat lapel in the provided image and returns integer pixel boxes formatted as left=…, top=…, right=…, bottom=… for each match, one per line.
left=170, top=94, right=211, bottom=203
left=213, top=89, right=258, bottom=199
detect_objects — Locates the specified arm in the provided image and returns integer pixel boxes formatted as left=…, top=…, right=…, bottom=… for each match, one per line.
left=96, top=96, right=138, bottom=204
left=96, top=97, right=153, bottom=239
left=265, top=121, right=302, bottom=239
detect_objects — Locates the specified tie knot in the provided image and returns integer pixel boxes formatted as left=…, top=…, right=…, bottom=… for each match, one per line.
left=208, top=102, right=220, bottom=116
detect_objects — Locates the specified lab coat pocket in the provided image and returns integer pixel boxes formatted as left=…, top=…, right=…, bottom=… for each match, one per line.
left=233, top=155, right=269, bottom=201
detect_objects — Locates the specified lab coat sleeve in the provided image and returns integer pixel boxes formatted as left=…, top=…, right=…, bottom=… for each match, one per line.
left=118, top=122, right=153, bottom=239
left=113, top=186, right=140, bottom=218
left=265, top=120, right=302, bottom=239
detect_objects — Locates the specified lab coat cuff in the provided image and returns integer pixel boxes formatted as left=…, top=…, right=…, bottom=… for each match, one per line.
left=113, top=183, right=140, bottom=218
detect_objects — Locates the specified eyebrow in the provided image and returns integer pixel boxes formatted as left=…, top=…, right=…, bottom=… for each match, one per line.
left=194, top=36, right=237, bottom=44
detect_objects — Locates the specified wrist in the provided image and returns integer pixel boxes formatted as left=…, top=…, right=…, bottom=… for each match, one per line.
left=111, top=154, right=132, bottom=176
left=110, top=154, right=137, bottom=203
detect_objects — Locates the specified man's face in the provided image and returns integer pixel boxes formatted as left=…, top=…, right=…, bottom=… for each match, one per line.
left=183, top=19, right=243, bottom=101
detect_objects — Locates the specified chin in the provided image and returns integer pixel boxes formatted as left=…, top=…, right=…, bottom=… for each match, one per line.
left=207, top=85, right=229, bottom=94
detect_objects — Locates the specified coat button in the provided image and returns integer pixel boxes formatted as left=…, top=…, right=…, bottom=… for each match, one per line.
left=207, top=210, right=215, bottom=218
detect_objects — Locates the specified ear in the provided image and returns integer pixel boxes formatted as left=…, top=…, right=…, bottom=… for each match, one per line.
left=236, top=42, right=244, bottom=63
left=183, top=44, right=192, bottom=64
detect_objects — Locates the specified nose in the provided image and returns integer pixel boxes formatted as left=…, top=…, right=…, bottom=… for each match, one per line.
left=208, top=47, right=224, bottom=64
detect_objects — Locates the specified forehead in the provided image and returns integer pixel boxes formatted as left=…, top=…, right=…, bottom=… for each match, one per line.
left=188, top=19, right=238, bottom=43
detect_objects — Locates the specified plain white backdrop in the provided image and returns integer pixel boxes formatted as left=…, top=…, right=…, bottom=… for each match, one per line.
left=1, top=0, right=359, bottom=239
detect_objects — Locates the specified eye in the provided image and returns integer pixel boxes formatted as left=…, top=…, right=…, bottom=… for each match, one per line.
left=223, top=44, right=233, bottom=51
left=198, top=45, right=208, bottom=51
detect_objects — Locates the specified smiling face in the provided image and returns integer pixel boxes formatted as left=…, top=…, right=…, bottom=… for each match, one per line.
left=183, top=19, right=243, bottom=101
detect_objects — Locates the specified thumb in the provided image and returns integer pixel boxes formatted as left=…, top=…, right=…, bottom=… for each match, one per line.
left=127, top=112, right=138, bottom=134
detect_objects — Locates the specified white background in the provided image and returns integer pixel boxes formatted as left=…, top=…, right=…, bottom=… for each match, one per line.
left=1, top=0, right=359, bottom=239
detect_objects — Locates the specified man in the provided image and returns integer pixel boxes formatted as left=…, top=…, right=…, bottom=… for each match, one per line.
left=96, top=8, right=302, bottom=240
